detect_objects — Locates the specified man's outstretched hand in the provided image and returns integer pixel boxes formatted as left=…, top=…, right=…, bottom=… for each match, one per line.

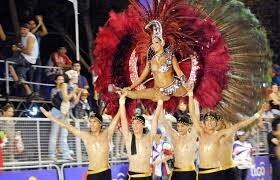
left=40, top=107, right=53, bottom=119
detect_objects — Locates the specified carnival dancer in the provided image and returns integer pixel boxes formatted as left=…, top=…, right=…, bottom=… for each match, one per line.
left=159, top=109, right=198, bottom=179
left=93, top=0, right=269, bottom=123
left=119, top=91, right=163, bottom=180
left=121, top=20, right=197, bottom=102
left=41, top=107, right=120, bottom=180
left=188, top=88, right=265, bottom=180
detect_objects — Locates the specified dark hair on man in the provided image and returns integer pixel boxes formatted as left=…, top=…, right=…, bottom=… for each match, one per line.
left=20, top=23, right=30, bottom=29
left=63, top=73, right=70, bottom=83
left=27, top=17, right=37, bottom=23
left=176, top=114, right=192, bottom=125
left=134, top=115, right=145, bottom=125
left=203, top=112, right=220, bottom=122
left=89, top=112, right=103, bottom=123
left=272, top=116, right=280, bottom=131
left=2, top=103, right=15, bottom=112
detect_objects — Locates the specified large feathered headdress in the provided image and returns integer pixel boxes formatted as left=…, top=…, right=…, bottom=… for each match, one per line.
left=92, top=0, right=271, bottom=121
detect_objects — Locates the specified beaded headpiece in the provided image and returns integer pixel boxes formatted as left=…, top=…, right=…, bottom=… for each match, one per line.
left=145, top=20, right=164, bottom=44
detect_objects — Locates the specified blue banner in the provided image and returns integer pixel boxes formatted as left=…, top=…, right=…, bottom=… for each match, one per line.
left=111, top=163, right=129, bottom=180
left=247, top=156, right=271, bottom=180
left=64, top=166, right=87, bottom=180
left=63, top=163, right=129, bottom=180
left=0, top=169, right=58, bottom=180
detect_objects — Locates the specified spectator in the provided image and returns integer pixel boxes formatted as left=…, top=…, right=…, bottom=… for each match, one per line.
left=151, top=128, right=173, bottom=180
left=113, top=128, right=126, bottom=158
left=72, top=62, right=89, bottom=89
left=28, top=15, right=48, bottom=41
left=0, top=24, right=6, bottom=41
left=73, top=89, right=91, bottom=119
left=262, top=102, right=275, bottom=124
left=28, top=15, right=48, bottom=97
left=7, top=23, right=38, bottom=97
left=48, top=72, right=80, bottom=161
left=45, top=46, right=72, bottom=83
left=268, top=117, right=280, bottom=180
left=233, top=130, right=254, bottom=180
left=0, top=103, right=15, bottom=162
left=0, top=130, right=7, bottom=169
left=0, top=24, right=7, bottom=96
left=272, top=64, right=280, bottom=86
left=51, top=46, right=72, bottom=69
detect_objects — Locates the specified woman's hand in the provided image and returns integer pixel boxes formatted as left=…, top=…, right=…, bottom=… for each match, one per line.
left=184, top=81, right=194, bottom=94
left=118, top=91, right=127, bottom=105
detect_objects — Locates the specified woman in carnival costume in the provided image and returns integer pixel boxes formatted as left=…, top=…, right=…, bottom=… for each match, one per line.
left=92, top=0, right=270, bottom=121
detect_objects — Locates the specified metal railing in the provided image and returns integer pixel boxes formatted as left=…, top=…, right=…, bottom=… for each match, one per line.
left=0, top=117, right=127, bottom=167
left=0, top=116, right=269, bottom=168
left=0, top=59, right=60, bottom=96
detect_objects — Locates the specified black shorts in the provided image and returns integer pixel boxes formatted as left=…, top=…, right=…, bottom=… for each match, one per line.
left=171, top=170, right=196, bottom=180
left=223, top=168, right=237, bottom=180
left=126, top=171, right=152, bottom=180
left=198, top=168, right=236, bottom=180
left=87, top=169, right=111, bottom=180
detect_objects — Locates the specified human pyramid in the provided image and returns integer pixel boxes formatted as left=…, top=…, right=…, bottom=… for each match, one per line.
left=41, top=0, right=271, bottom=179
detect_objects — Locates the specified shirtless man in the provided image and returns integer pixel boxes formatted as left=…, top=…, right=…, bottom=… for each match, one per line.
left=119, top=93, right=163, bottom=180
left=40, top=107, right=120, bottom=180
left=188, top=90, right=265, bottom=180
left=159, top=108, right=198, bottom=179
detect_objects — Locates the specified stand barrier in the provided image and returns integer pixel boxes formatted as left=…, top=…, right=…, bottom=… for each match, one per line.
left=247, top=156, right=271, bottom=180
left=0, top=164, right=61, bottom=180
left=62, top=161, right=129, bottom=180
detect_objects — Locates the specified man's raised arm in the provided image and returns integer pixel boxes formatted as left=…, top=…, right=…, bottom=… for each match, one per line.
left=225, top=104, right=266, bottom=135
left=119, top=94, right=130, bottom=139
left=106, top=110, right=121, bottom=139
left=150, top=100, right=163, bottom=138
left=40, top=107, right=84, bottom=138
left=188, top=91, right=203, bottom=135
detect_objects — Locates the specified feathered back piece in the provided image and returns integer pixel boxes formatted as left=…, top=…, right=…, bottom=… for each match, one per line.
left=92, top=0, right=271, bottom=122
left=186, top=0, right=271, bottom=119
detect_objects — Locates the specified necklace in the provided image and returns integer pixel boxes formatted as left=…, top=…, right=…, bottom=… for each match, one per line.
left=155, top=51, right=165, bottom=62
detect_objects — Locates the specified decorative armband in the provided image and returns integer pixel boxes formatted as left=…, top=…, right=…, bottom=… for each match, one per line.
left=179, top=74, right=187, bottom=84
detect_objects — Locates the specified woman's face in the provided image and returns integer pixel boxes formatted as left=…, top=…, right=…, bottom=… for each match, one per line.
left=151, top=37, right=163, bottom=53
left=55, top=76, right=64, bottom=85
left=3, top=107, right=14, bottom=117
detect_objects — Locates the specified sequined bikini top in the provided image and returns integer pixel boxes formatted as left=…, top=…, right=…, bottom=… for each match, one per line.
left=150, top=48, right=172, bottom=73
